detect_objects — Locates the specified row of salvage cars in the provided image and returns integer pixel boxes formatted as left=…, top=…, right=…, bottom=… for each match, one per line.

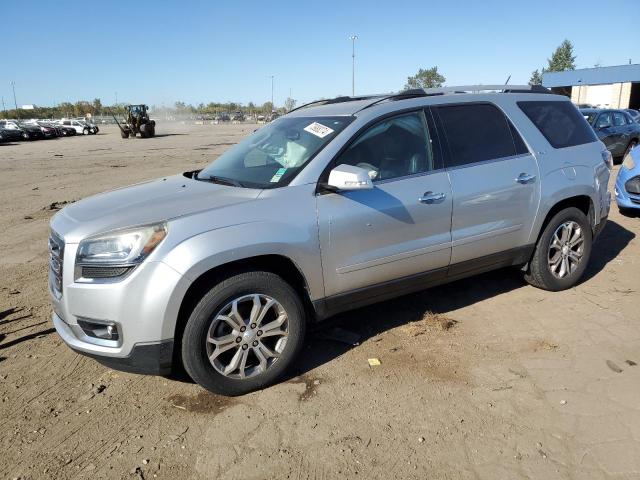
left=0, top=118, right=99, bottom=143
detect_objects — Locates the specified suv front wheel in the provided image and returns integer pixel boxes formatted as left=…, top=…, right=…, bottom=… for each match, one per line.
left=181, top=271, right=306, bottom=396
left=525, top=207, right=592, bottom=291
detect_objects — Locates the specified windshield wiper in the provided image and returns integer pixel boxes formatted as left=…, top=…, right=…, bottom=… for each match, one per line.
left=198, top=175, right=245, bottom=188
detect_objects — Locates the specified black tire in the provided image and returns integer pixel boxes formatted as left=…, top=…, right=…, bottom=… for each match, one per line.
left=120, top=129, right=129, bottom=139
left=181, top=271, right=306, bottom=396
left=525, top=207, right=592, bottom=291
left=139, top=124, right=148, bottom=138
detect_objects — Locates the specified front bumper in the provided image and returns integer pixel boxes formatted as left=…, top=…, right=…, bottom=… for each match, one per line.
left=54, top=313, right=174, bottom=374
left=50, top=245, right=191, bottom=375
left=615, top=169, right=640, bottom=210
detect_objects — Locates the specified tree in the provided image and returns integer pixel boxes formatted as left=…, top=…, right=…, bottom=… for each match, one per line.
left=92, top=98, right=102, bottom=115
left=529, top=69, right=543, bottom=86
left=284, top=97, right=297, bottom=111
left=404, top=66, right=445, bottom=90
left=529, top=40, right=576, bottom=88
left=546, top=39, right=576, bottom=72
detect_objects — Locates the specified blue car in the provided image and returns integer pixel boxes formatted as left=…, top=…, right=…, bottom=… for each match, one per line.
left=615, top=145, right=640, bottom=212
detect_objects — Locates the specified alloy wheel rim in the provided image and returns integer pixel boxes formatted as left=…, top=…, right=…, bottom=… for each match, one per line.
left=548, top=221, right=584, bottom=279
left=205, top=294, right=289, bottom=379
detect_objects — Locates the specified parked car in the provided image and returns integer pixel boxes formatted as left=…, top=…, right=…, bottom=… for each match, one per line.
left=614, top=144, right=640, bottom=213
left=624, top=109, right=640, bottom=124
left=15, top=121, right=45, bottom=140
left=231, top=111, right=245, bottom=122
left=581, top=108, right=640, bottom=161
left=46, top=122, right=77, bottom=137
left=0, top=121, right=26, bottom=142
left=49, top=85, right=611, bottom=396
left=34, top=121, right=59, bottom=139
left=56, top=119, right=94, bottom=135
left=76, top=118, right=99, bottom=134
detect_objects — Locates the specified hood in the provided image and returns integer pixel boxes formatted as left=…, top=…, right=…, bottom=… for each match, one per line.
left=51, top=174, right=262, bottom=243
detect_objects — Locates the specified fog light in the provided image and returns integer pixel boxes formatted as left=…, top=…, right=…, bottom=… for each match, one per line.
left=77, top=318, right=120, bottom=341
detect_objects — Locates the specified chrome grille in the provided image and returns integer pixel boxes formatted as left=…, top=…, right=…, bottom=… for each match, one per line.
left=48, top=230, right=64, bottom=297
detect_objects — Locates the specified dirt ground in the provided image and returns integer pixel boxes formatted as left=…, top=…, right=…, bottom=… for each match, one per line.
left=1, top=123, right=639, bottom=480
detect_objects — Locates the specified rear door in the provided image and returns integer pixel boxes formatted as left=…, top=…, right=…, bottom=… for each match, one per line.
left=432, top=102, right=540, bottom=268
left=316, top=110, right=452, bottom=297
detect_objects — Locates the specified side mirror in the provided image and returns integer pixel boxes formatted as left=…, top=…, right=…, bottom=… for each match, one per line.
left=327, top=164, right=374, bottom=191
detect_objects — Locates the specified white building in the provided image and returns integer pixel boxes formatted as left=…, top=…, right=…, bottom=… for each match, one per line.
left=542, top=64, right=640, bottom=109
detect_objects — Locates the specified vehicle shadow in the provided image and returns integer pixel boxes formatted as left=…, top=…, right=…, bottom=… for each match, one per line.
left=153, top=134, right=189, bottom=138
left=582, top=219, right=635, bottom=282
left=619, top=208, right=640, bottom=218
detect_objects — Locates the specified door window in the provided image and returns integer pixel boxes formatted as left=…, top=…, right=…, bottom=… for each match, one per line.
left=335, top=111, right=434, bottom=182
left=435, top=103, right=520, bottom=167
left=612, top=112, right=627, bottom=126
left=595, top=112, right=612, bottom=129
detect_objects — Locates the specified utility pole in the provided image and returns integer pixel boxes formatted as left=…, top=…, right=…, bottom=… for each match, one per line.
left=10, top=81, right=18, bottom=118
left=1, top=96, right=5, bottom=117
left=115, top=91, right=118, bottom=106
left=268, top=75, right=274, bottom=110
left=349, top=35, right=358, bottom=96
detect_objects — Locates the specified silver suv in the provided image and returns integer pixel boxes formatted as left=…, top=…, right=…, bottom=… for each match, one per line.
left=49, top=85, right=612, bottom=395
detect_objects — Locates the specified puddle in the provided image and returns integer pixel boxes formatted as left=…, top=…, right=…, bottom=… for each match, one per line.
left=166, top=391, right=238, bottom=414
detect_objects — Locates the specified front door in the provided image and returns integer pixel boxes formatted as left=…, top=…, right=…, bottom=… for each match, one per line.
left=316, top=110, right=452, bottom=298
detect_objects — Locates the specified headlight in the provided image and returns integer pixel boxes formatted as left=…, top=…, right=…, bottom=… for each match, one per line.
left=76, top=223, right=167, bottom=267
left=622, top=150, right=636, bottom=170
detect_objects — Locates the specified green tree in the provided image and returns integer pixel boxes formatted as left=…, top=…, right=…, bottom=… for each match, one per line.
left=404, top=66, right=445, bottom=90
left=546, top=39, right=576, bottom=72
left=529, top=69, right=543, bottom=86
left=92, top=98, right=102, bottom=115
left=284, top=97, right=297, bottom=111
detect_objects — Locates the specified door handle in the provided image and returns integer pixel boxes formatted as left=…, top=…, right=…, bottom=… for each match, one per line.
left=515, top=173, right=536, bottom=184
left=419, top=191, right=446, bottom=204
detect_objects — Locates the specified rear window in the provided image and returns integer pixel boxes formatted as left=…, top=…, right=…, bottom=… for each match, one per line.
left=435, top=103, right=524, bottom=167
left=518, top=101, right=597, bottom=149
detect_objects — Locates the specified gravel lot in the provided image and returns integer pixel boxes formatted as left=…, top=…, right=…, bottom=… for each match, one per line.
left=1, top=123, right=639, bottom=479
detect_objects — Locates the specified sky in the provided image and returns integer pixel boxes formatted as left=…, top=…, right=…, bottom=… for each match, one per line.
left=2, top=0, right=639, bottom=109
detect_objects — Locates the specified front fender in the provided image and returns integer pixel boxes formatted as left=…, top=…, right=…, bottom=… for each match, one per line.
left=161, top=220, right=324, bottom=301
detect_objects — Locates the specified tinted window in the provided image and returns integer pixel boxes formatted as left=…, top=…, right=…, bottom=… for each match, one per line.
left=595, top=112, right=612, bottom=129
left=613, top=112, right=626, bottom=126
left=518, top=101, right=597, bottom=148
left=336, top=111, right=433, bottom=182
left=436, top=103, right=518, bottom=167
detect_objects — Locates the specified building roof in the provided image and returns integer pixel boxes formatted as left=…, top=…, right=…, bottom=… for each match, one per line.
left=543, top=64, right=640, bottom=87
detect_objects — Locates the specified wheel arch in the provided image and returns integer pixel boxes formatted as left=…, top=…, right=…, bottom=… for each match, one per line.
left=171, top=254, right=315, bottom=371
left=532, top=194, right=595, bottom=251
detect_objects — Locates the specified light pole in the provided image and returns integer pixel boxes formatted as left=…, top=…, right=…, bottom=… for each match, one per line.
left=268, top=75, right=274, bottom=110
left=349, top=34, right=358, bottom=96
left=10, top=81, right=18, bottom=117
left=1, top=96, right=5, bottom=117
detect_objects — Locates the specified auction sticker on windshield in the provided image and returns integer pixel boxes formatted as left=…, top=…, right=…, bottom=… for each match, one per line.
left=270, top=167, right=287, bottom=183
left=304, top=122, right=334, bottom=138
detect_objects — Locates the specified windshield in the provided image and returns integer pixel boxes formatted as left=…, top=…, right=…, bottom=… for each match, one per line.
left=197, top=116, right=353, bottom=188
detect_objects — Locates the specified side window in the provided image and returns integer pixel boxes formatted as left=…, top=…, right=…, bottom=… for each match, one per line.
left=336, top=111, right=434, bottom=182
left=596, top=112, right=612, bottom=129
left=63, top=121, right=71, bottom=125
left=518, top=100, right=598, bottom=149
left=435, top=103, right=517, bottom=167
left=612, top=112, right=626, bottom=127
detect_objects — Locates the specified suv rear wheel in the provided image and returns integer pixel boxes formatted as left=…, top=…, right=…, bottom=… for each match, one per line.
left=181, top=271, right=306, bottom=396
left=525, top=207, right=592, bottom=291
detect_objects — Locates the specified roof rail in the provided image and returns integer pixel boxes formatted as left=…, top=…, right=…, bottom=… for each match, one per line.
left=422, top=84, right=551, bottom=95
left=288, top=94, right=386, bottom=113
